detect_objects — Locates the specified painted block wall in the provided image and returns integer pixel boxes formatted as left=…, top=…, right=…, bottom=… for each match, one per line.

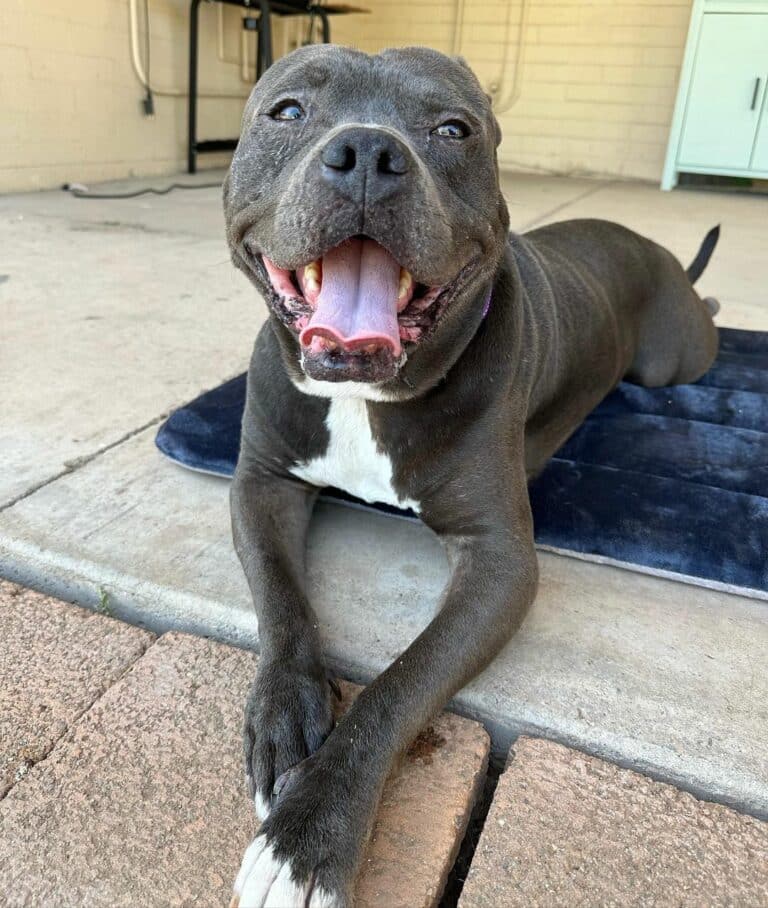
left=0, top=0, right=691, bottom=191
left=330, top=0, right=693, bottom=181
left=0, top=0, right=285, bottom=191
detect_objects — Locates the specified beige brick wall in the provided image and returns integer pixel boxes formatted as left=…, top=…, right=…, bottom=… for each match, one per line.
left=0, top=0, right=296, bottom=192
left=331, top=0, right=693, bottom=181
left=0, top=0, right=692, bottom=191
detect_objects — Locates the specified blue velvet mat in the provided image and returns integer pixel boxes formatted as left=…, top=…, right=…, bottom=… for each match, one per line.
left=156, top=327, right=768, bottom=599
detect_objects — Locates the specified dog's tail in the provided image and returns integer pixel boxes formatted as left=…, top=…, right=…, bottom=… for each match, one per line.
left=686, top=224, right=720, bottom=284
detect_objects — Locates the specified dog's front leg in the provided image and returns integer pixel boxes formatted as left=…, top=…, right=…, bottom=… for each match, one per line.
left=231, top=466, right=538, bottom=908
left=231, top=460, right=333, bottom=823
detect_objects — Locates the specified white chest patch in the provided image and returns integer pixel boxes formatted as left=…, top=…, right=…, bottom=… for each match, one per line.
left=289, top=398, right=420, bottom=513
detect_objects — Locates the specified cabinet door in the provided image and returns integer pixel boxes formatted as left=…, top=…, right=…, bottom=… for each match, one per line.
left=750, top=86, right=768, bottom=171
left=679, top=13, right=768, bottom=169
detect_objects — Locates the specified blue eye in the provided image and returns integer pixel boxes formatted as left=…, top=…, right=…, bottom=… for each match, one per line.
left=271, top=100, right=304, bottom=121
left=433, top=120, right=469, bottom=139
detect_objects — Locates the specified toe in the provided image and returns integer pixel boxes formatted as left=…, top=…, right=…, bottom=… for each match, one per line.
left=238, top=841, right=285, bottom=908
left=232, top=842, right=347, bottom=908
left=234, top=839, right=316, bottom=908
left=263, top=863, right=311, bottom=908
left=233, top=835, right=268, bottom=896
left=233, top=836, right=278, bottom=908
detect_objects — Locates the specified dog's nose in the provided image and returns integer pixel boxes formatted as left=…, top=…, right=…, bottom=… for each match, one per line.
left=320, top=127, right=411, bottom=201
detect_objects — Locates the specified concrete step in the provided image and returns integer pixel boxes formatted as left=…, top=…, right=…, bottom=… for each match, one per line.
left=0, top=579, right=153, bottom=797
left=460, top=736, right=768, bottom=907
left=0, top=597, right=489, bottom=907
left=2, top=427, right=767, bottom=817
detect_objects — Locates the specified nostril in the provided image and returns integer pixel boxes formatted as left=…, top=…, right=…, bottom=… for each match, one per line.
left=377, top=148, right=408, bottom=176
left=323, top=143, right=356, bottom=172
left=340, top=146, right=356, bottom=171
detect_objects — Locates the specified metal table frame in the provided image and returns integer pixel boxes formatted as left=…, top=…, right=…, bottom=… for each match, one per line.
left=187, top=0, right=330, bottom=173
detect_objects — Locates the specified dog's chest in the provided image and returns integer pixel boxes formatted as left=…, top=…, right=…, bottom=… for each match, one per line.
left=289, top=398, right=419, bottom=513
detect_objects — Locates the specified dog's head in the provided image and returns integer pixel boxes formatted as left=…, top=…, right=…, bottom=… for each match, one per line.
left=225, top=45, right=508, bottom=390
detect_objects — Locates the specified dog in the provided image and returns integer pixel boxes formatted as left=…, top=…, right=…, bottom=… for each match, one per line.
left=223, top=44, right=719, bottom=907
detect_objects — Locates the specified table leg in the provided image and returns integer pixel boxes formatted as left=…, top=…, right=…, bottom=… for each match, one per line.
left=187, top=0, right=202, bottom=173
left=257, top=0, right=273, bottom=78
left=316, top=7, right=330, bottom=43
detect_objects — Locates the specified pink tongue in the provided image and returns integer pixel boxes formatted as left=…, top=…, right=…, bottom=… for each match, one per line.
left=300, top=238, right=401, bottom=356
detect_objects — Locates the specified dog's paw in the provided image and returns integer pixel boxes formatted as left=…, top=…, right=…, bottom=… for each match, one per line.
left=230, top=834, right=345, bottom=908
left=232, top=748, right=370, bottom=908
left=244, top=659, right=336, bottom=819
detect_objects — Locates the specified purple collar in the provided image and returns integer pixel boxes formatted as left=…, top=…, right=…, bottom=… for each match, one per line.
left=482, top=286, right=493, bottom=320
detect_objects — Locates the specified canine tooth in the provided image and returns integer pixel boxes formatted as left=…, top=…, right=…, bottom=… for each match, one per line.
left=303, top=262, right=320, bottom=291
left=398, top=269, right=413, bottom=299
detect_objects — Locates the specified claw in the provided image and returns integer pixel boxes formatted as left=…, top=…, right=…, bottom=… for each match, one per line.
left=272, top=764, right=301, bottom=803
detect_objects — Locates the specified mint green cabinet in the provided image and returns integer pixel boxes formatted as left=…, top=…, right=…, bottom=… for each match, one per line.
left=662, top=1, right=768, bottom=189
left=752, top=91, right=768, bottom=170
left=678, top=15, right=768, bottom=169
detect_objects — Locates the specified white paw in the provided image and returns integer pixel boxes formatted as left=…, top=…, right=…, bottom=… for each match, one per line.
left=230, top=835, right=341, bottom=908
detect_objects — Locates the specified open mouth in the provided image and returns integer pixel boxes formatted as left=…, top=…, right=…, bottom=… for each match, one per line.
left=256, top=236, right=457, bottom=382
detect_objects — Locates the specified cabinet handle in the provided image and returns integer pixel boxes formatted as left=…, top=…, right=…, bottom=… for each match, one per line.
left=751, top=77, right=761, bottom=111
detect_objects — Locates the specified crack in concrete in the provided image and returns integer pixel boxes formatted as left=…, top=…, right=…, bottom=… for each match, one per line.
left=1, top=197, right=226, bottom=242
left=68, top=220, right=169, bottom=235
left=0, top=412, right=169, bottom=515
left=0, top=361, right=249, bottom=517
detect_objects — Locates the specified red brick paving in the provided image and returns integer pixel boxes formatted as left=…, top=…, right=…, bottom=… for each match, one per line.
left=460, top=736, right=768, bottom=908
left=6, top=582, right=764, bottom=908
left=0, top=579, right=153, bottom=798
left=0, top=613, right=489, bottom=907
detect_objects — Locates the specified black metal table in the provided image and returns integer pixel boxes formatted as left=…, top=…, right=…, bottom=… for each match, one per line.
left=188, top=0, right=357, bottom=173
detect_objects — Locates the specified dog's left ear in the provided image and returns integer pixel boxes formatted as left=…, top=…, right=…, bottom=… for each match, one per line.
left=488, top=101, right=503, bottom=148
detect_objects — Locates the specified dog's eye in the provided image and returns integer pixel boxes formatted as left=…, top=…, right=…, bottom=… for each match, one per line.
left=270, top=100, right=304, bottom=121
left=433, top=120, right=469, bottom=139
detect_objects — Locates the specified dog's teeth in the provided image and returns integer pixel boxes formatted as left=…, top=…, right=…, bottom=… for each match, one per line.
left=398, top=269, right=413, bottom=299
left=304, top=262, right=320, bottom=292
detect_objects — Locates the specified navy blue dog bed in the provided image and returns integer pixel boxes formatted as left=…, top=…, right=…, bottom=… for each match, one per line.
left=156, top=327, right=768, bottom=600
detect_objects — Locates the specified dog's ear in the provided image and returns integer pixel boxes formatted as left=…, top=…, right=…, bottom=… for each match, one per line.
left=452, top=56, right=504, bottom=147
left=487, top=97, right=503, bottom=147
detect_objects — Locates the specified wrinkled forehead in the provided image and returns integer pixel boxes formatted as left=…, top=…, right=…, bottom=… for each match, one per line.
left=247, top=45, right=491, bottom=123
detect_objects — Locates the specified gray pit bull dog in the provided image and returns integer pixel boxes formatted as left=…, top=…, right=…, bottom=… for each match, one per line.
left=224, top=44, right=719, bottom=907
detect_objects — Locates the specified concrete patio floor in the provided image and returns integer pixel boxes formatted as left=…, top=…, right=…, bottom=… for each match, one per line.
left=1, top=171, right=767, bottom=824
